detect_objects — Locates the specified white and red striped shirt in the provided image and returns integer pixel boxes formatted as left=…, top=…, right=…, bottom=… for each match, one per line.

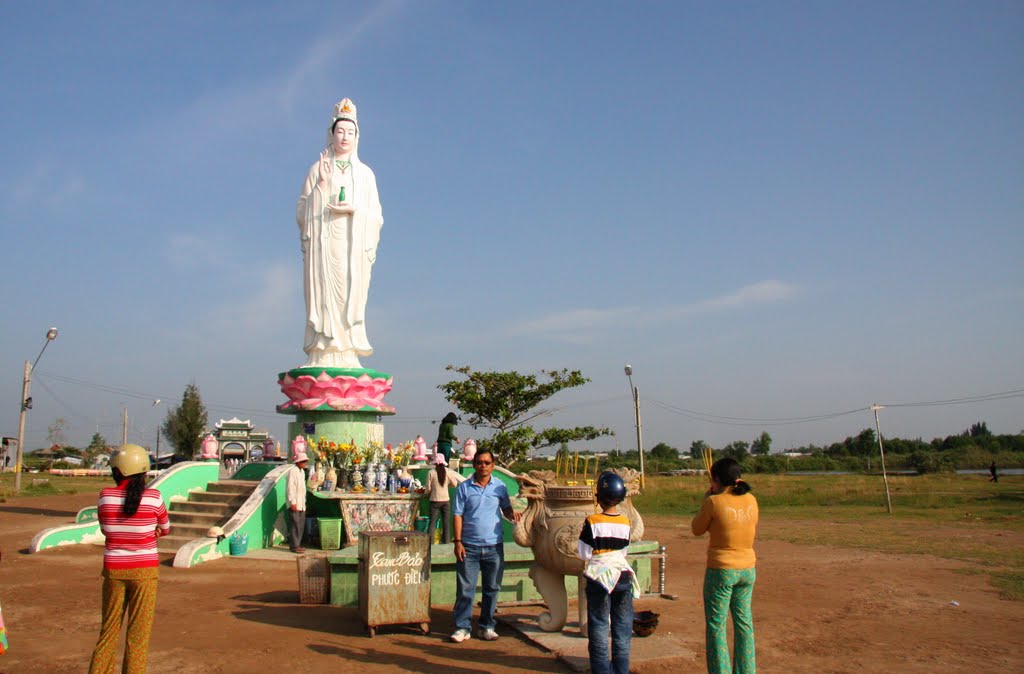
left=97, top=482, right=170, bottom=570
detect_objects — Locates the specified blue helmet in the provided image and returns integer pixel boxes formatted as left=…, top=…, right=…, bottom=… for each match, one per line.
left=596, top=472, right=626, bottom=504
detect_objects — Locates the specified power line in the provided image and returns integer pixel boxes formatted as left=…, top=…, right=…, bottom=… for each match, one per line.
left=36, top=372, right=165, bottom=402
left=645, top=398, right=866, bottom=427
left=31, top=376, right=91, bottom=425
left=643, top=387, right=1023, bottom=429
left=879, top=389, right=1024, bottom=409
left=30, top=370, right=1024, bottom=435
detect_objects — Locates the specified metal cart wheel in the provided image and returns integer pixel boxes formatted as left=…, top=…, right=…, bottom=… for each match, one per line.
left=420, top=622, right=430, bottom=636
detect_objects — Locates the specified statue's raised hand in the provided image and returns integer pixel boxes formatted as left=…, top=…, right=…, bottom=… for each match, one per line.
left=317, top=149, right=333, bottom=187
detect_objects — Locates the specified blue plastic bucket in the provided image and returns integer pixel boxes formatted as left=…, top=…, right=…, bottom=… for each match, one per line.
left=229, top=533, right=249, bottom=556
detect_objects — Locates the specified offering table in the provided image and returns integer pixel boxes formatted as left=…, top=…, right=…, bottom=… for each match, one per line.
left=308, top=490, right=420, bottom=546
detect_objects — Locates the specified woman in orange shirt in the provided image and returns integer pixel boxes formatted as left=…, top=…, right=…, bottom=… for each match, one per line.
left=692, top=458, right=758, bottom=674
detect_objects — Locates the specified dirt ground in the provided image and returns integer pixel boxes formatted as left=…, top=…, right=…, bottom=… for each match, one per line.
left=2, top=493, right=1022, bottom=673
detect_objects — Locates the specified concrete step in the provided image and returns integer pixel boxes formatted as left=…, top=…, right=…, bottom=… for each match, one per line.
left=169, top=511, right=228, bottom=526
left=157, top=480, right=261, bottom=555
left=157, top=535, right=194, bottom=552
left=206, top=480, right=260, bottom=497
left=171, top=500, right=234, bottom=515
left=189, top=491, right=248, bottom=505
left=171, top=523, right=217, bottom=538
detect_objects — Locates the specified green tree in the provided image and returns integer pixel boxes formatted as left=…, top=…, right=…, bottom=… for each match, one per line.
left=721, top=440, right=750, bottom=461
left=649, top=442, right=679, bottom=460
left=162, top=383, right=208, bottom=459
left=751, top=431, right=772, bottom=456
left=438, top=365, right=613, bottom=466
left=968, top=421, right=991, bottom=437
left=689, top=439, right=709, bottom=459
left=84, top=432, right=110, bottom=466
left=853, top=428, right=876, bottom=456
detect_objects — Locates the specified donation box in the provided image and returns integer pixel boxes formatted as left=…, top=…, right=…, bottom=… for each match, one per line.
left=357, top=531, right=431, bottom=637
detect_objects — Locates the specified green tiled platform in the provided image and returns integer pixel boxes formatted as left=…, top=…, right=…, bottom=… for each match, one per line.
left=327, top=540, right=660, bottom=607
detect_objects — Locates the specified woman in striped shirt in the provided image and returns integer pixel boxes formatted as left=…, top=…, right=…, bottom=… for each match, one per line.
left=89, top=444, right=170, bottom=674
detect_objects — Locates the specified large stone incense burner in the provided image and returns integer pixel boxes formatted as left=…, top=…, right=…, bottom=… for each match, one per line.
left=513, top=468, right=644, bottom=633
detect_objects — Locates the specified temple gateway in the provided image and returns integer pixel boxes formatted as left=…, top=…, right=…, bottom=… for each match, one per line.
left=209, top=418, right=273, bottom=463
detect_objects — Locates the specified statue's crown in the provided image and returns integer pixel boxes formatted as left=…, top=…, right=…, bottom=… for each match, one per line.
left=332, top=98, right=357, bottom=122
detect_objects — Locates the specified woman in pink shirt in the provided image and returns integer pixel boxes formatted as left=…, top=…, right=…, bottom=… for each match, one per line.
left=425, top=453, right=464, bottom=544
left=89, top=444, right=169, bottom=674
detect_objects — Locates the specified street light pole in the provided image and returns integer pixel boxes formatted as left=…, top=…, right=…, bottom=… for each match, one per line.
left=14, top=327, right=59, bottom=493
left=624, top=364, right=645, bottom=490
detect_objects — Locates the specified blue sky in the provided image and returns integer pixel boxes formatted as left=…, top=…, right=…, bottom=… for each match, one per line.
left=2, top=1, right=1022, bottom=456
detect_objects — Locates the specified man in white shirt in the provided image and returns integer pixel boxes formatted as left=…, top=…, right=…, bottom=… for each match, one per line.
left=286, top=452, right=309, bottom=553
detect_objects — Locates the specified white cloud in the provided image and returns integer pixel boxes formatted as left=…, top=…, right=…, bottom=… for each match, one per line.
left=166, top=233, right=225, bottom=268
left=165, top=259, right=297, bottom=355
left=278, top=2, right=401, bottom=112
left=515, top=280, right=801, bottom=342
left=515, top=307, right=640, bottom=344
left=6, top=159, right=88, bottom=210
left=678, top=279, right=800, bottom=315
left=209, top=261, right=296, bottom=334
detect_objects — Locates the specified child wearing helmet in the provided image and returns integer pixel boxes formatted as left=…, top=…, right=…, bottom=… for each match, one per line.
left=692, top=457, right=759, bottom=674
left=578, top=471, right=640, bottom=674
left=89, top=444, right=170, bottom=674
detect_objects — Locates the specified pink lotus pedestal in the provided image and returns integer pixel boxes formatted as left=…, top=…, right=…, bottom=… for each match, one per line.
left=277, top=367, right=396, bottom=452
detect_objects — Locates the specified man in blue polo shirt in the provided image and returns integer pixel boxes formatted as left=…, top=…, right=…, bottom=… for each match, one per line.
left=450, top=449, right=521, bottom=643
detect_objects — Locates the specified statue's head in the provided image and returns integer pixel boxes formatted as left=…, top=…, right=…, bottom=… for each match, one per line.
left=327, top=98, right=359, bottom=157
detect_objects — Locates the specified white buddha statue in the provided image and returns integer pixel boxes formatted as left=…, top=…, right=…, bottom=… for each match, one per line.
left=296, top=98, right=384, bottom=368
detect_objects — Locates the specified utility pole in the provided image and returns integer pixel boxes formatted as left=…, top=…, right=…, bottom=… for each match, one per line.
left=15, top=328, right=59, bottom=492
left=633, top=386, right=645, bottom=489
left=624, top=365, right=646, bottom=490
left=14, top=360, right=31, bottom=491
left=871, top=404, right=893, bottom=514
left=122, top=407, right=128, bottom=445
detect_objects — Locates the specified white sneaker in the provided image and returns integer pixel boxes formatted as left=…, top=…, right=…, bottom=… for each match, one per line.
left=450, top=628, right=472, bottom=643
left=477, top=627, right=499, bottom=641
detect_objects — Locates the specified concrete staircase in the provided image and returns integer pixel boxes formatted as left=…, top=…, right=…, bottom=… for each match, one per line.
left=159, top=480, right=260, bottom=553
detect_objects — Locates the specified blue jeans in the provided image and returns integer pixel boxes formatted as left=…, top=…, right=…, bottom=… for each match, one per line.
left=586, top=572, right=634, bottom=674
left=453, top=543, right=504, bottom=631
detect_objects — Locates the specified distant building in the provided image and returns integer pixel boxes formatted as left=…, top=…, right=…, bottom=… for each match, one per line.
left=207, top=418, right=272, bottom=463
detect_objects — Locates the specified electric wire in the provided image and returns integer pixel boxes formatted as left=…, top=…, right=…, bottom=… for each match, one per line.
left=28, top=370, right=1024, bottom=438
left=878, top=389, right=1024, bottom=409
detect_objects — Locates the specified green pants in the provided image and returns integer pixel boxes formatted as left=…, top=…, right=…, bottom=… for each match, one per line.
left=703, top=567, right=756, bottom=674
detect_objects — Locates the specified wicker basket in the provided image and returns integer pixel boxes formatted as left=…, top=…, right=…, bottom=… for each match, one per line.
left=297, top=556, right=330, bottom=604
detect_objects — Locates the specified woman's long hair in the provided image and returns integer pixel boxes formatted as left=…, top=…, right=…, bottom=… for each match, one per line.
left=435, top=462, right=447, bottom=487
left=441, top=412, right=458, bottom=425
left=710, top=457, right=752, bottom=495
left=112, top=468, right=148, bottom=516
